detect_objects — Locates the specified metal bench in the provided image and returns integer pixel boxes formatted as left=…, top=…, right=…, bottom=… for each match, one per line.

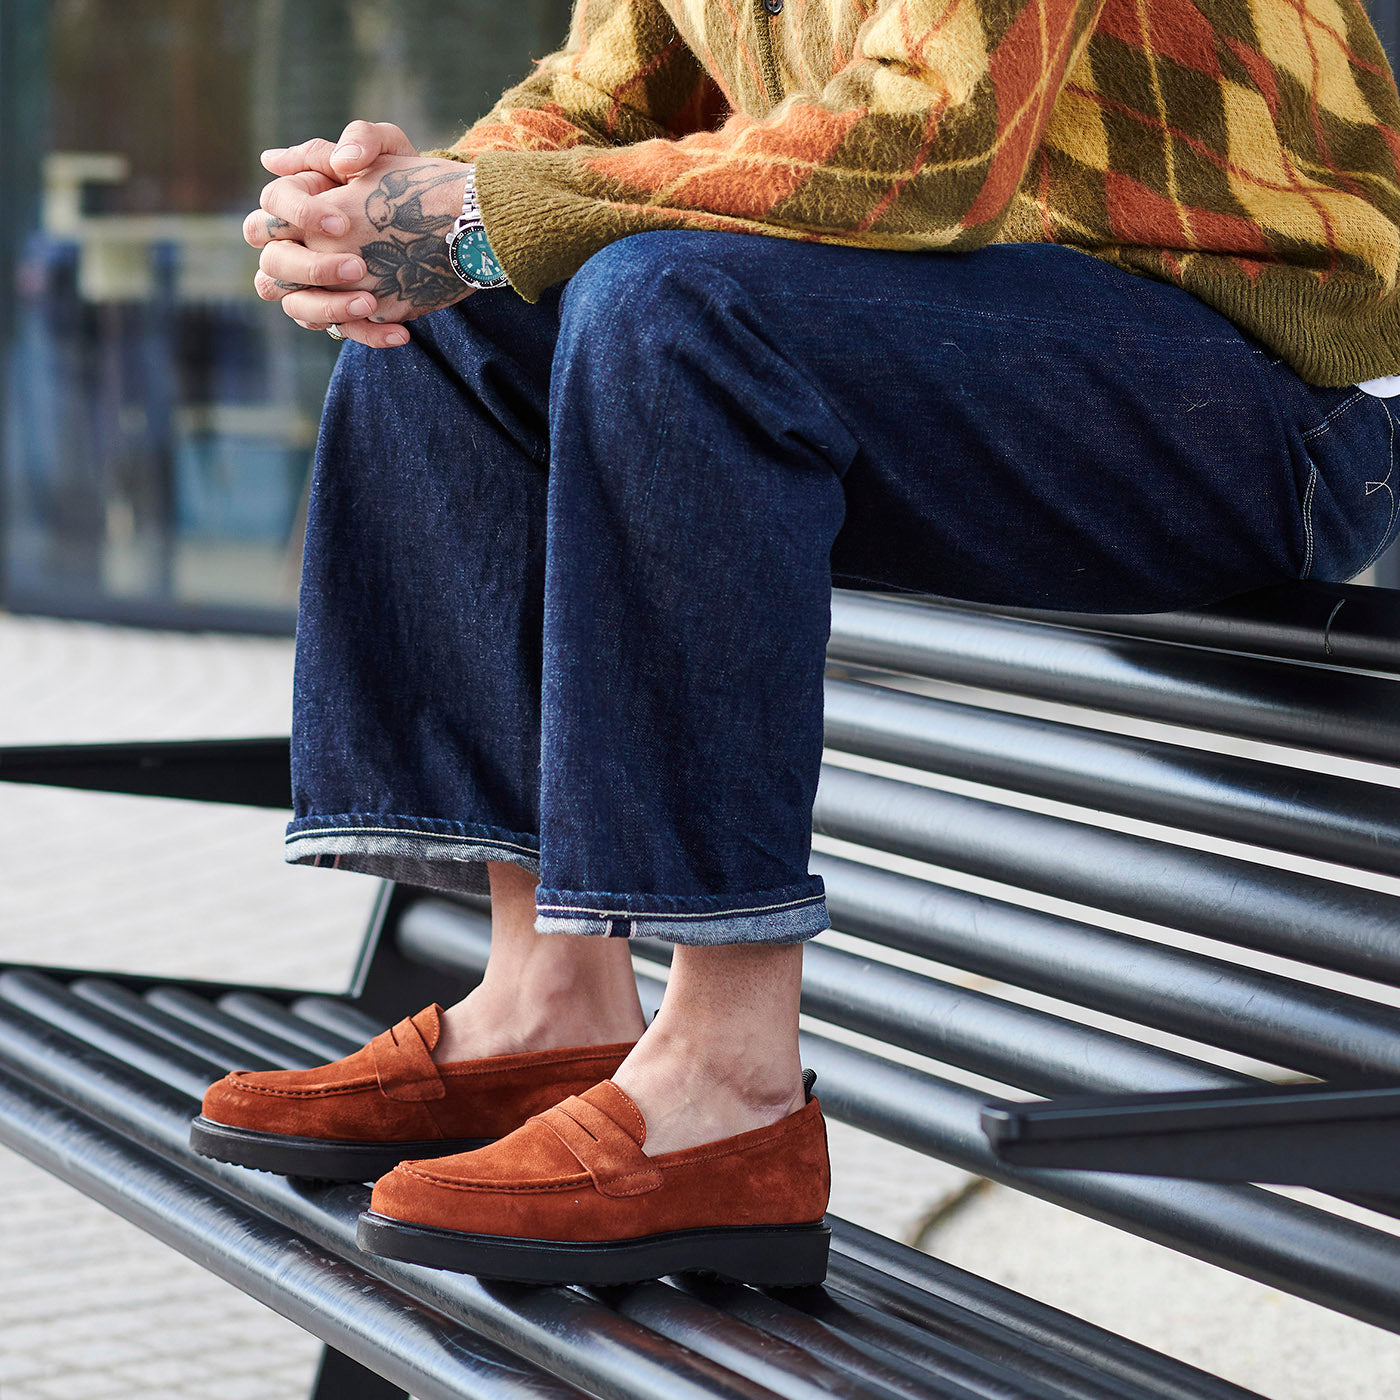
left=3, top=578, right=1399, bottom=1399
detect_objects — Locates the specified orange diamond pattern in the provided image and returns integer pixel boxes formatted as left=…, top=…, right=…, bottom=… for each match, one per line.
left=429, top=0, right=1400, bottom=381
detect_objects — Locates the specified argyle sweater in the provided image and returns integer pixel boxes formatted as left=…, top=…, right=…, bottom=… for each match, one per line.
left=426, top=0, right=1400, bottom=385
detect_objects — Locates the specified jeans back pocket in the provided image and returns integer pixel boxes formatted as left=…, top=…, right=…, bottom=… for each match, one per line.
left=1297, top=391, right=1398, bottom=582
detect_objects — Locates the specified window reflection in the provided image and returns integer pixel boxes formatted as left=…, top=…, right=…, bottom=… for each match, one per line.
left=3, top=0, right=569, bottom=626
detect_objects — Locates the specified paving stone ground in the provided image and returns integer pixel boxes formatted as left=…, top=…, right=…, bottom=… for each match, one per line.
left=3, top=611, right=1400, bottom=1399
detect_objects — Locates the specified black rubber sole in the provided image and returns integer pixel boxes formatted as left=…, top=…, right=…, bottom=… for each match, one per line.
left=189, top=1116, right=493, bottom=1182
left=356, top=1209, right=831, bottom=1286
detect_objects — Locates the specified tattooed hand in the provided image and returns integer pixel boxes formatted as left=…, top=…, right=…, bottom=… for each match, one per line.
left=244, top=121, right=479, bottom=349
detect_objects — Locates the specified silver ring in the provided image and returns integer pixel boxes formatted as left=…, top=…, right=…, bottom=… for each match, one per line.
left=326, top=323, right=346, bottom=341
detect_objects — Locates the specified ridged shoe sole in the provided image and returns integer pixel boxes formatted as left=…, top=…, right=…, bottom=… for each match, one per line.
left=189, top=1116, right=493, bottom=1182
left=356, top=1209, right=831, bottom=1286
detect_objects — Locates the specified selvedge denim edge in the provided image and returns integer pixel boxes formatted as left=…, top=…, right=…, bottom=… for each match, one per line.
left=285, top=815, right=540, bottom=894
left=533, top=878, right=829, bottom=944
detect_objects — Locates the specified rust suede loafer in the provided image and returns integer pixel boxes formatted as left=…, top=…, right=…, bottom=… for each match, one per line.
left=189, top=1004, right=635, bottom=1181
left=356, top=1074, right=831, bottom=1286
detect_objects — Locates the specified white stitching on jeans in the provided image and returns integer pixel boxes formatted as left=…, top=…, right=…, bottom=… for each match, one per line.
left=1357, top=398, right=1397, bottom=574
left=1301, top=464, right=1318, bottom=580
left=1301, top=391, right=1365, bottom=442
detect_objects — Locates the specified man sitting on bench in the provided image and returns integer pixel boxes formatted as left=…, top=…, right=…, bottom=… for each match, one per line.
left=189, top=0, right=1400, bottom=1286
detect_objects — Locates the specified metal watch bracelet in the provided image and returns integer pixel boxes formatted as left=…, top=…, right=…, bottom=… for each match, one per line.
left=445, top=164, right=509, bottom=290
left=451, top=165, right=484, bottom=236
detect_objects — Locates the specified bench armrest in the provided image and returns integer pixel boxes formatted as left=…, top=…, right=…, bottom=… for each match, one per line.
left=0, top=739, right=291, bottom=808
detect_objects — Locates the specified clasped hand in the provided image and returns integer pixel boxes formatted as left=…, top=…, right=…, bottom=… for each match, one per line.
left=246, top=120, right=475, bottom=349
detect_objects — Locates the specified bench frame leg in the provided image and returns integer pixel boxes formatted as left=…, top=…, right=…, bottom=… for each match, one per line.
left=309, top=1344, right=408, bottom=1400
left=345, top=883, right=478, bottom=1026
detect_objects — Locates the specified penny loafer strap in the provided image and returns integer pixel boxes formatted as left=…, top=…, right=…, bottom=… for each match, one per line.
left=372, top=1015, right=447, bottom=1102
left=541, top=1096, right=662, bottom=1197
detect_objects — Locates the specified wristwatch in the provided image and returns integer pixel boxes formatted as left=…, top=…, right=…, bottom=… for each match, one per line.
left=445, top=166, right=509, bottom=290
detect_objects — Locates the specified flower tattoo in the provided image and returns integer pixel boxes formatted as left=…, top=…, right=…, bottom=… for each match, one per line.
left=363, top=235, right=459, bottom=309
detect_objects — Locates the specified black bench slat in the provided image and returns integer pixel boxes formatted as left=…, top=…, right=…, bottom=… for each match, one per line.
left=289, top=994, right=388, bottom=1046
left=823, top=678, right=1400, bottom=878
left=395, top=899, right=1400, bottom=1335
left=795, top=941, right=1245, bottom=1095
left=599, top=1281, right=1026, bottom=1400
left=826, top=1223, right=1258, bottom=1400
left=937, top=582, right=1400, bottom=671
left=0, top=1073, right=580, bottom=1400
left=631, top=933, right=1240, bottom=1095
left=216, top=990, right=366, bottom=1060
left=660, top=1282, right=991, bottom=1400
left=70, top=978, right=288, bottom=1071
left=0, top=977, right=1224, bottom=1400
left=711, top=1272, right=1087, bottom=1400
left=828, top=594, right=1400, bottom=765
left=0, top=959, right=317, bottom=1004
left=144, top=986, right=336, bottom=1067
left=0, top=738, right=292, bottom=807
left=665, top=1276, right=1041, bottom=1400
left=815, top=854, right=1400, bottom=1083
left=813, top=765, right=1400, bottom=985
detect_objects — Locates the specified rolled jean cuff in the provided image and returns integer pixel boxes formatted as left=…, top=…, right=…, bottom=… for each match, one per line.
left=533, top=877, right=829, bottom=945
left=284, top=813, right=540, bottom=895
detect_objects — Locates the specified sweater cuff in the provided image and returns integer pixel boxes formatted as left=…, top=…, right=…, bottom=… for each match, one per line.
left=472, top=149, right=649, bottom=304
left=422, top=147, right=475, bottom=163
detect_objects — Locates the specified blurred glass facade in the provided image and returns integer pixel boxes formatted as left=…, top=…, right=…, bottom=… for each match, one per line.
left=0, top=0, right=570, bottom=629
left=1, top=0, right=1398, bottom=627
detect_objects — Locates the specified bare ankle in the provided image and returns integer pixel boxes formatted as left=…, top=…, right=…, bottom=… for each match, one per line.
left=611, top=1028, right=805, bottom=1156
left=435, top=974, right=645, bottom=1063
left=604, top=942, right=806, bottom=1155
left=435, top=880, right=649, bottom=1061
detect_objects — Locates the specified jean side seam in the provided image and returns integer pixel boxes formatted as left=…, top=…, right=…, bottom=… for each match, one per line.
left=1301, top=463, right=1318, bottom=579
left=1300, top=391, right=1366, bottom=442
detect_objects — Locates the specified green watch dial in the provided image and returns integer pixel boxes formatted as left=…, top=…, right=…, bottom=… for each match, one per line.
left=451, top=227, right=509, bottom=289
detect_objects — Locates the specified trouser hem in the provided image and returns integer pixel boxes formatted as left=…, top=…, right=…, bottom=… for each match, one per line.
left=533, top=878, right=828, bottom=945
left=284, top=815, right=540, bottom=895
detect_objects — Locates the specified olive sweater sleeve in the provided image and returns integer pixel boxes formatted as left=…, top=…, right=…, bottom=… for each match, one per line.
left=453, top=0, right=1105, bottom=301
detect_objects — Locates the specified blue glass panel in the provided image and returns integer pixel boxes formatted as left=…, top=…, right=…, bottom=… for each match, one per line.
left=1, top=0, right=569, bottom=628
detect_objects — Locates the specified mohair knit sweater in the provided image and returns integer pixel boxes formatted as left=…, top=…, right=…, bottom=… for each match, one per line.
left=427, top=0, right=1400, bottom=385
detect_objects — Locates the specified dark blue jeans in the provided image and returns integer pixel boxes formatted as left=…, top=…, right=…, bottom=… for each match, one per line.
left=285, top=232, right=1398, bottom=944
